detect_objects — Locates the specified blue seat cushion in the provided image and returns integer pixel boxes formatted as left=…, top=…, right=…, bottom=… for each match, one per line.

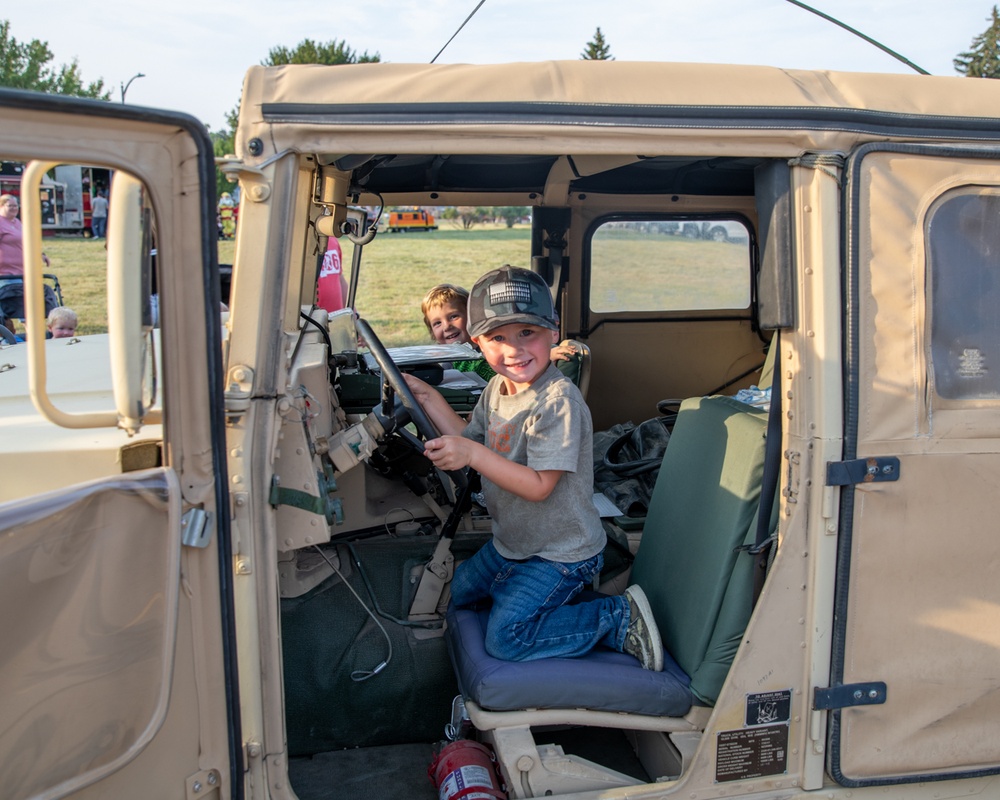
left=446, top=604, right=694, bottom=717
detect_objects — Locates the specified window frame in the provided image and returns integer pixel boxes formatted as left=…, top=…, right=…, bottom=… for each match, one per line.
left=580, top=212, right=757, bottom=335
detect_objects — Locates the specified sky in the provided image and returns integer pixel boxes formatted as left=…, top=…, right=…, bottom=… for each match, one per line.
left=4, top=1, right=996, bottom=132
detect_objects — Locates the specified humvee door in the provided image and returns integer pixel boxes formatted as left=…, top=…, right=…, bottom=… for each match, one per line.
left=0, top=92, right=238, bottom=799
left=830, top=143, right=1000, bottom=786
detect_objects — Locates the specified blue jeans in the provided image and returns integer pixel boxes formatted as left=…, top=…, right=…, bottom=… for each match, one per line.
left=451, top=540, right=630, bottom=661
left=92, top=216, right=107, bottom=238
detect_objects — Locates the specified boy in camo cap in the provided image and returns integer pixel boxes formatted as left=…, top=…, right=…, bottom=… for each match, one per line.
left=404, top=265, right=663, bottom=670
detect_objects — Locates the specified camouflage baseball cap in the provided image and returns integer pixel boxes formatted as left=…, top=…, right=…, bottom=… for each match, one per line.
left=467, top=265, right=558, bottom=338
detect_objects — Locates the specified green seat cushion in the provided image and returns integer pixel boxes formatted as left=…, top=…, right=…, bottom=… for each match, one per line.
left=629, top=395, right=768, bottom=705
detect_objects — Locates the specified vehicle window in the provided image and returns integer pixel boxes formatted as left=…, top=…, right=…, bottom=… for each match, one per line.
left=589, top=218, right=751, bottom=313
left=351, top=207, right=531, bottom=346
left=927, top=189, right=1000, bottom=401
left=0, top=159, right=159, bottom=469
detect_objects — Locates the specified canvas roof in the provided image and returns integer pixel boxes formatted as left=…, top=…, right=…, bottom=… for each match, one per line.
left=237, top=60, right=1000, bottom=164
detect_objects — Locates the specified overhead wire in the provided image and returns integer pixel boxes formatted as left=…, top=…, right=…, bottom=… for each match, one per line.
left=430, top=0, right=487, bottom=64
left=784, top=0, right=929, bottom=75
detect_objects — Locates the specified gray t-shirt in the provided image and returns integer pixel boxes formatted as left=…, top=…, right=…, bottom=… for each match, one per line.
left=462, top=364, right=605, bottom=562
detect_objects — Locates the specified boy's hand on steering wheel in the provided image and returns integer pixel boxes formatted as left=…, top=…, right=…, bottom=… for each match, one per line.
left=423, top=435, right=475, bottom=471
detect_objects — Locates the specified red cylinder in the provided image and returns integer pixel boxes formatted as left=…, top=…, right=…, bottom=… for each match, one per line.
left=428, top=740, right=507, bottom=800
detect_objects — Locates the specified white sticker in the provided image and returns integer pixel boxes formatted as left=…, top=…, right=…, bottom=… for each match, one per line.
left=957, top=348, right=987, bottom=378
left=439, top=764, right=496, bottom=800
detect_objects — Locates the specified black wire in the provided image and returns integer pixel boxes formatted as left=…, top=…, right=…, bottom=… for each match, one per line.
left=299, top=310, right=333, bottom=351
left=430, top=0, right=487, bottom=64
left=784, top=0, right=929, bottom=75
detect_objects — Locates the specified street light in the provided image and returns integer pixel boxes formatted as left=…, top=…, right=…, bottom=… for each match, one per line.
left=120, top=72, right=146, bottom=104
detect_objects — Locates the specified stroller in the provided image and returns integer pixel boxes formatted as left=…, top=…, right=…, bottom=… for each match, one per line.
left=0, top=273, right=63, bottom=323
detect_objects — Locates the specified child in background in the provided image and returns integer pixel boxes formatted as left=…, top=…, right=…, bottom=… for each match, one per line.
left=421, top=284, right=471, bottom=346
left=405, top=266, right=663, bottom=670
left=47, top=306, right=78, bottom=339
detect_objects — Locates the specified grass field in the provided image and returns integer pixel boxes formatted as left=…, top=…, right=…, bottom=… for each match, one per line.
left=43, top=226, right=534, bottom=343
left=33, top=237, right=113, bottom=336
left=39, top=224, right=747, bottom=346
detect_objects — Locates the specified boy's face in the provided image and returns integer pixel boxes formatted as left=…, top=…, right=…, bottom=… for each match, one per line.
left=426, top=301, right=469, bottom=345
left=49, top=321, right=76, bottom=339
left=473, top=322, right=558, bottom=393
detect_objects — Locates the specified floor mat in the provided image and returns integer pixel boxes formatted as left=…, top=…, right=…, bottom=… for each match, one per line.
left=289, top=743, right=438, bottom=800
left=282, top=537, right=486, bottom=753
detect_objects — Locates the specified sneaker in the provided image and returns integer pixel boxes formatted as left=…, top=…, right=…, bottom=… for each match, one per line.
left=623, top=585, right=663, bottom=671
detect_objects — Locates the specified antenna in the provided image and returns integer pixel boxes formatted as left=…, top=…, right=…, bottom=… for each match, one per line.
left=430, top=0, right=487, bottom=64
left=785, top=0, right=929, bottom=75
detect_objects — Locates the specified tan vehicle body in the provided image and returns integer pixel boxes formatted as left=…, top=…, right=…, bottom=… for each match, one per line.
left=2, top=60, right=1000, bottom=799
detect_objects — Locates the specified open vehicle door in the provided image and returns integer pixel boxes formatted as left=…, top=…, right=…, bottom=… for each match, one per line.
left=0, top=90, right=240, bottom=799
left=830, top=143, right=1000, bottom=786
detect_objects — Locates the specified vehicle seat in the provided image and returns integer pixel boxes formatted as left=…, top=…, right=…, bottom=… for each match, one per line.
left=445, top=395, right=773, bottom=794
left=553, top=339, right=591, bottom=398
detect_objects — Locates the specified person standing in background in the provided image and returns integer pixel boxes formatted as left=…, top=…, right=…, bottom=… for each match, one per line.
left=0, top=195, right=24, bottom=277
left=317, top=235, right=348, bottom=312
left=90, top=190, right=109, bottom=239
left=0, top=194, right=55, bottom=320
left=0, top=194, right=51, bottom=274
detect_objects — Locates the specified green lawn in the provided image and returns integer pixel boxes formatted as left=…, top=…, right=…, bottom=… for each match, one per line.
left=36, top=226, right=529, bottom=342
left=35, top=237, right=113, bottom=336
left=41, top=224, right=746, bottom=346
left=339, top=227, right=532, bottom=345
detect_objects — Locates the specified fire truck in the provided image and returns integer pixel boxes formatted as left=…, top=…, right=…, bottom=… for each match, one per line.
left=0, top=161, right=109, bottom=235
left=0, top=162, right=67, bottom=232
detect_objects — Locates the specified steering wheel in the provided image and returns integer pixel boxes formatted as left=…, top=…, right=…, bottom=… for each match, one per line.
left=355, top=317, right=467, bottom=490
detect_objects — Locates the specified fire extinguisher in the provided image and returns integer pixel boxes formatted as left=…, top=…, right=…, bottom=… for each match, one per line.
left=428, top=739, right=508, bottom=800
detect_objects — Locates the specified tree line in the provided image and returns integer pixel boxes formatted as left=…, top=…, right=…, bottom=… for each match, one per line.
left=4, top=10, right=1000, bottom=209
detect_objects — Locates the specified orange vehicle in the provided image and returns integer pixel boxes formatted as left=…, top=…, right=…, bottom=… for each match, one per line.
left=386, top=207, right=437, bottom=232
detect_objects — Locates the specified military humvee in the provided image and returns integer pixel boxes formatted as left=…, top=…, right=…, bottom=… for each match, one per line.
left=2, top=60, right=1000, bottom=800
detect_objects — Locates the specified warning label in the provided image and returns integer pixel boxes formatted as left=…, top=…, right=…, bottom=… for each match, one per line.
left=745, top=689, right=791, bottom=727
left=716, top=724, right=788, bottom=783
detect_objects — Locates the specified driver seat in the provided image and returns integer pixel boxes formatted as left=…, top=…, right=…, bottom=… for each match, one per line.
left=445, top=394, right=774, bottom=796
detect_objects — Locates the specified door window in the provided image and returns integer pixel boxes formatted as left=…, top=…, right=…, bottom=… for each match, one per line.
left=927, top=189, right=1000, bottom=401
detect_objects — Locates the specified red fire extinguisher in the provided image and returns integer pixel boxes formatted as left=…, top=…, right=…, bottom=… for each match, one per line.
left=428, top=740, right=508, bottom=800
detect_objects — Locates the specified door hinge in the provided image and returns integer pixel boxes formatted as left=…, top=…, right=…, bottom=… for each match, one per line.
left=813, top=681, right=887, bottom=710
left=185, top=767, right=221, bottom=799
left=826, top=456, right=899, bottom=486
left=224, top=364, right=254, bottom=415
left=181, top=507, right=212, bottom=548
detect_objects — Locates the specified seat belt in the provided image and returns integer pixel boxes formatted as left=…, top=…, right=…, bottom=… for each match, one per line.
left=751, top=334, right=782, bottom=605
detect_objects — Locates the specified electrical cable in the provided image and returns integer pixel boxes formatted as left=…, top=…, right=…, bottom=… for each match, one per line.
left=430, top=0, right=487, bottom=64
left=784, top=0, right=929, bottom=75
left=347, top=542, right=445, bottom=629
left=311, top=544, right=394, bottom=681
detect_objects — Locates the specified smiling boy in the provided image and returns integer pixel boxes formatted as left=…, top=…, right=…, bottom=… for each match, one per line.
left=405, top=265, right=663, bottom=670
left=421, top=283, right=470, bottom=345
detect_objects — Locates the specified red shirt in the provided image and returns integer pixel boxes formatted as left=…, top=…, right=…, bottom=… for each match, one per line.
left=317, top=237, right=345, bottom=312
